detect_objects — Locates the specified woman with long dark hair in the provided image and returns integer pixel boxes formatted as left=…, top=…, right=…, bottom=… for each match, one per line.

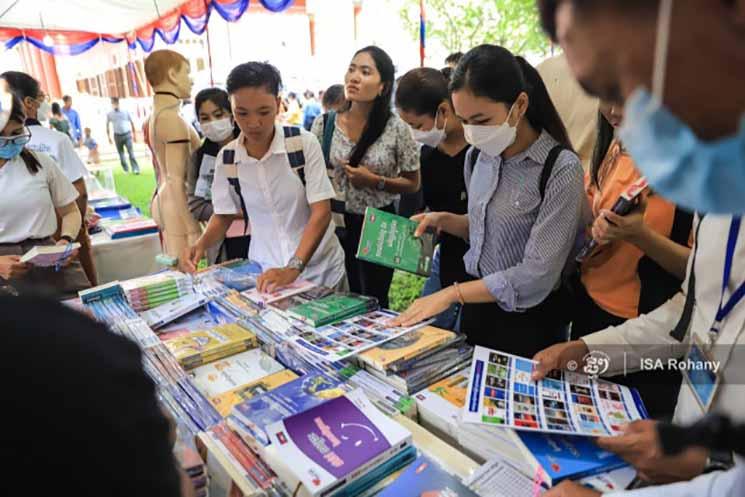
left=393, top=45, right=587, bottom=358
left=186, top=87, right=249, bottom=262
left=312, top=46, right=420, bottom=308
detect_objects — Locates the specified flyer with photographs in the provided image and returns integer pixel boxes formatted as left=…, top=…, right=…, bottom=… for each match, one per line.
left=290, top=309, right=432, bottom=362
left=463, top=346, right=648, bottom=437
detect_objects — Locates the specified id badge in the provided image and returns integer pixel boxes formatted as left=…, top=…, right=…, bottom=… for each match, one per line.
left=195, top=155, right=216, bottom=199
left=683, top=335, right=722, bottom=412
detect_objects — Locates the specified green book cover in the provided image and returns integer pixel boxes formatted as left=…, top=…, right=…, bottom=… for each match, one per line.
left=356, top=207, right=435, bottom=276
left=287, top=294, right=377, bottom=327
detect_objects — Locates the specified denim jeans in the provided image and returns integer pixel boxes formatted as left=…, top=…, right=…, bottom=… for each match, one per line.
left=114, top=132, right=140, bottom=173
left=421, top=245, right=461, bottom=331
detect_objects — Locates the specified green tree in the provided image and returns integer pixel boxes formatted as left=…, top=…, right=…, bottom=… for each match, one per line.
left=397, top=0, right=550, bottom=56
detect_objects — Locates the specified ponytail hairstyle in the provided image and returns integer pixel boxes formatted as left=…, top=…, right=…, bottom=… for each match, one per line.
left=591, top=110, right=614, bottom=187
left=344, top=46, right=395, bottom=167
left=395, top=67, right=449, bottom=118
left=5, top=91, right=41, bottom=174
left=450, top=44, right=573, bottom=150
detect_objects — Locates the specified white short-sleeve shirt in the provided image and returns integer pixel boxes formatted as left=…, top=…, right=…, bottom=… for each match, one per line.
left=0, top=151, right=79, bottom=244
left=211, top=124, right=345, bottom=288
left=26, top=124, right=88, bottom=183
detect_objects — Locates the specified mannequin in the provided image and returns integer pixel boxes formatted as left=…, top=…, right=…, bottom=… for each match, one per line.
left=144, top=50, right=202, bottom=259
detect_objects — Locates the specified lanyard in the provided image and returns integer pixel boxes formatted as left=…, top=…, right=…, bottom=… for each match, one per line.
left=710, top=216, right=745, bottom=339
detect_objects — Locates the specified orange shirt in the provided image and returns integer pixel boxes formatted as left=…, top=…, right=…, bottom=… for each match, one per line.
left=581, top=141, right=677, bottom=319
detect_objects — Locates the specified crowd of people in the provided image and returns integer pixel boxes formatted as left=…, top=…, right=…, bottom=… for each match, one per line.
left=1, top=0, right=744, bottom=495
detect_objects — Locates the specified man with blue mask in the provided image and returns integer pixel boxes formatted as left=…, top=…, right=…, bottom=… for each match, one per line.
left=529, top=1, right=745, bottom=496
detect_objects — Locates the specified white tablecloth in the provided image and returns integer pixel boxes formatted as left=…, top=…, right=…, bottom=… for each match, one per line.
left=90, top=231, right=161, bottom=284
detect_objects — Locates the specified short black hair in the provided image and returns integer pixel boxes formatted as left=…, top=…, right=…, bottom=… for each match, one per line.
left=195, top=87, right=231, bottom=116
left=111, top=96, right=119, bottom=104
left=226, top=61, right=283, bottom=96
left=1, top=71, right=40, bottom=100
left=441, top=66, right=453, bottom=81
left=537, top=0, right=657, bottom=42
left=395, top=67, right=448, bottom=118
left=322, top=84, right=345, bottom=108
left=51, top=102, right=62, bottom=115
left=63, top=95, right=72, bottom=102
left=445, top=52, right=464, bottom=65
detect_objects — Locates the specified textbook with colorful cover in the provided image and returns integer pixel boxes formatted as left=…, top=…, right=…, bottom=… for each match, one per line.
left=463, top=346, right=648, bottom=437
left=286, top=293, right=378, bottom=327
left=377, top=454, right=480, bottom=497
left=265, top=389, right=413, bottom=497
left=19, top=243, right=81, bottom=266
left=357, top=326, right=456, bottom=373
left=515, top=432, right=628, bottom=486
left=162, top=323, right=258, bottom=369
left=210, top=370, right=298, bottom=417
left=356, top=207, right=435, bottom=276
left=230, top=371, right=349, bottom=449
left=189, top=348, right=285, bottom=399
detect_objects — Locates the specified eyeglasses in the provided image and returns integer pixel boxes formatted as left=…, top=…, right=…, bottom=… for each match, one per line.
left=0, top=128, right=32, bottom=146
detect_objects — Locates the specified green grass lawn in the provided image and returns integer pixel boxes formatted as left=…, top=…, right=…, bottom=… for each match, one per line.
left=100, top=157, right=157, bottom=216
left=100, top=156, right=425, bottom=310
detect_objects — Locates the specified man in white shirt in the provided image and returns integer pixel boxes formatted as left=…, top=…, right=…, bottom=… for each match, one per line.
left=180, top=62, right=346, bottom=292
left=1, top=71, right=96, bottom=286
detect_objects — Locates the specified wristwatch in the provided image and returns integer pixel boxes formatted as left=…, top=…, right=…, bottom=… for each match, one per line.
left=375, top=175, right=386, bottom=191
left=286, top=255, right=306, bottom=273
left=60, top=235, right=75, bottom=243
left=703, top=450, right=734, bottom=474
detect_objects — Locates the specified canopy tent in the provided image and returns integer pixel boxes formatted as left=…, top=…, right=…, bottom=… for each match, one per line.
left=0, top=0, right=302, bottom=55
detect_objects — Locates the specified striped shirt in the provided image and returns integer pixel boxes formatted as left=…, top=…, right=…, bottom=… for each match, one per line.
left=464, top=130, right=588, bottom=312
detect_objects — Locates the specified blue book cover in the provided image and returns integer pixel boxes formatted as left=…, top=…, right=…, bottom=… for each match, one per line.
left=517, top=432, right=628, bottom=485
left=378, top=454, right=480, bottom=497
left=231, top=372, right=347, bottom=447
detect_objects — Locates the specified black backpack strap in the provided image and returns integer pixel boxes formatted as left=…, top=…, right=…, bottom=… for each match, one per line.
left=283, top=126, right=306, bottom=187
left=321, top=111, right=336, bottom=169
left=222, top=149, right=249, bottom=235
left=468, top=147, right=481, bottom=174
left=539, top=145, right=567, bottom=202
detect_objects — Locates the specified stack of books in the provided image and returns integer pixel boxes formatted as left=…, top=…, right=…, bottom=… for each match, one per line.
left=101, top=217, right=159, bottom=239
left=90, top=195, right=131, bottom=214
left=122, top=272, right=194, bottom=312
left=286, top=293, right=379, bottom=327
left=189, top=348, right=298, bottom=417
left=174, top=440, right=208, bottom=497
left=162, top=323, right=258, bottom=369
left=228, top=370, right=349, bottom=450
left=357, top=328, right=472, bottom=394
left=263, top=389, right=416, bottom=497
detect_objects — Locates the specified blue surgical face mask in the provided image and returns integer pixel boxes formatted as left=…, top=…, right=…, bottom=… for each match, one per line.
left=618, top=0, right=745, bottom=214
left=0, top=142, right=24, bottom=160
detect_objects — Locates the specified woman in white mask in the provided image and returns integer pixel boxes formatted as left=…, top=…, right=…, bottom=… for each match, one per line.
left=393, top=45, right=588, bottom=358
left=186, top=87, right=249, bottom=262
left=394, top=67, right=470, bottom=331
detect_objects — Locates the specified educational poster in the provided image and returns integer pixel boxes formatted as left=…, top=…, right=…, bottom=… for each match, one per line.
left=290, top=310, right=431, bottom=362
left=463, top=346, right=647, bottom=436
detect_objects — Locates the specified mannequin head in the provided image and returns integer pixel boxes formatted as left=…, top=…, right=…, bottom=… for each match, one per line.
left=144, top=50, right=192, bottom=99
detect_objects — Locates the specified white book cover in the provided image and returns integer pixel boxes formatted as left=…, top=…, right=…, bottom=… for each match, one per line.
left=242, top=279, right=316, bottom=306
left=20, top=243, right=81, bottom=266
left=265, top=389, right=412, bottom=497
left=189, top=349, right=284, bottom=399
left=141, top=293, right=208, bottom=329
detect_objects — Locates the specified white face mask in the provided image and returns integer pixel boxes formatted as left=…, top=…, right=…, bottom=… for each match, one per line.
left=201, top=118, right=234, bottom=143
left=462, top=103, right=517, bottom=157
left=37, top=100, right=52, bottom=122
left=411, top=114, right=447, bottom=148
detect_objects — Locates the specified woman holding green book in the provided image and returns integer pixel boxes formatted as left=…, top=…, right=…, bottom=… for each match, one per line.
left=392, top=45, right=587, bottom=358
